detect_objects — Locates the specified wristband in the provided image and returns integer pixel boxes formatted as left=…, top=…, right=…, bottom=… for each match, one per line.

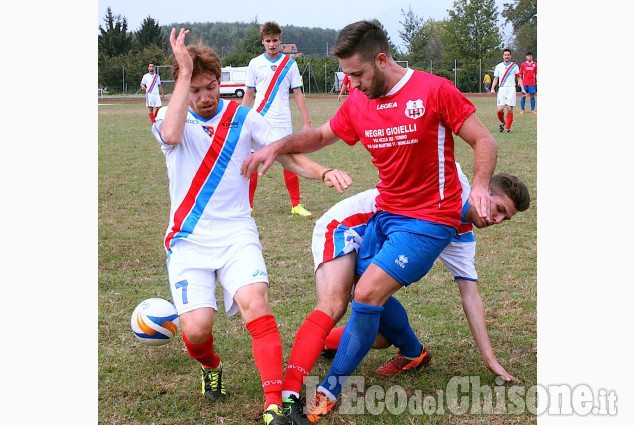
left=321, top=169, right=334, bottom=181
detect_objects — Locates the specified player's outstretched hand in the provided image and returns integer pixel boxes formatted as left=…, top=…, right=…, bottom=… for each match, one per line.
left=170, top=28, right=192, bottom=75
left=241, top=144, right=279, bottom=178
left=468, top=185, right=492, bottom=225
left=487, top=359, right=519, bottom=383
left=323, top=169, right=353, bottom=194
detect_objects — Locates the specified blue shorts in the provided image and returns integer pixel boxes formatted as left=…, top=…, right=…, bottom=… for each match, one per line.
left=523, top=85, right=537, bottom=94
left=355, top=211, right=455, bottom=286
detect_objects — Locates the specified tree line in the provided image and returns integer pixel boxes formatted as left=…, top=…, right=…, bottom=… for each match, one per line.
left=98, top=0, right=536, bottom=94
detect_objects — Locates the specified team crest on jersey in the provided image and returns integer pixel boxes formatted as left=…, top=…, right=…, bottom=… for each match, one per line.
left=202, top=125, right=215, bottom=138
left=271, top=65, right=278, bottom=72
left=404, top=99, right=425, bottom=119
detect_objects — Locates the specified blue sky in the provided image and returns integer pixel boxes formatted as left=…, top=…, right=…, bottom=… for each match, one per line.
left=98, top=0, right=512, bottom=51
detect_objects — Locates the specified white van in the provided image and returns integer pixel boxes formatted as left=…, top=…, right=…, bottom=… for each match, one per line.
left=220, top=66, right=248, bottom=98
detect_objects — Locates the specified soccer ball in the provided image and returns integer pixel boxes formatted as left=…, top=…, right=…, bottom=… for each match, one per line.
left=130, top=298, right=180, bottom=346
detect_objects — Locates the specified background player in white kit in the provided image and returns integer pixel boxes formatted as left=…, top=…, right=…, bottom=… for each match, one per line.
left=280, top=165, right=530, bottom=424
left=242, top=21, right=314, bottom=217
left=140, top=62, right=164, bottom=123
left=152, top=28, right=351, bottom=425
left=490, top=49, right=524, bottom=133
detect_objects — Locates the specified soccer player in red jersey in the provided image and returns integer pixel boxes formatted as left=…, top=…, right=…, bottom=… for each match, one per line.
left=519, top=51, right=538, bottom=114
left=242, top=20, right=498, bottom=422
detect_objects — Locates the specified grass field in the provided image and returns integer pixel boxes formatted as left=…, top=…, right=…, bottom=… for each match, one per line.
left=98, top=94, right=537, bottom=424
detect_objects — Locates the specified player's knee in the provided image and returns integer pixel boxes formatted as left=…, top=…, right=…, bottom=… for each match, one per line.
left=235, top=283, right=272, bottom=321
left=181, top=319, right=213, bottom=344
left=316, top=295, right=349, bottom=321
left=243, top=297, right=271, bottom=317
left=352, top=285, right=384, bottom=305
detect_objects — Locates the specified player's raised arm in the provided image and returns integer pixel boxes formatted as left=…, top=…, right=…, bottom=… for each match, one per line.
left=159, top=28, right=192, bottom=145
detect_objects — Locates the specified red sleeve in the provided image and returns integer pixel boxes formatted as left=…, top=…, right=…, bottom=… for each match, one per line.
left=437, top=80, right=476, bottom=135
left=329, top=93, right=360, bottom=145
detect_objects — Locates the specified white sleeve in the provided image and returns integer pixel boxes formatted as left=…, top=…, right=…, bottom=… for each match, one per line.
left=245, top=59, right=257, bottom=88
left=288, top=61, right=303, bottom=89
left=151, top=107, right=172, bottom=146
left=246, top=109, right=276, bottom=151
left=455, top=162, right=471, bottom=207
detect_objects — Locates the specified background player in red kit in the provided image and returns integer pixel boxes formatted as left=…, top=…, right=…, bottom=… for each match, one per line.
left=519, top=51, right=537, bottom=114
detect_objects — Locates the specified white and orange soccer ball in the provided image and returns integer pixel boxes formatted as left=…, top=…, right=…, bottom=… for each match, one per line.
left=130, top=298, right=180, bottom=346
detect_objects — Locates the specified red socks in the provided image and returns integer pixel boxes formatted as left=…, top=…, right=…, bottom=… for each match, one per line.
left=249, top=170, right=301, bottom=208
left=183, top=333, right=220, bottom=369
left=282, top=310, right=335, bottom=395
left=497, top=111, right=514, bottom=130
left=506, top=112, right=514, bottom=130
left=324, top=325, right=345, bottom=350
left=246, top=315, right=284, bottom=407
left=497, top=110, right=505, bottom=124
left=149, top=112, right=156, bottom=124
left=249, top=172, right=258, bottom=208
left=283, top=170, right=301, bottom=207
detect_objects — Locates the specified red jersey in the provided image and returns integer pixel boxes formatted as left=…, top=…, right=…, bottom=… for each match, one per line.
left=329, top=70, right=476, bottom=229
left=520, top=61, right=537, bottom=85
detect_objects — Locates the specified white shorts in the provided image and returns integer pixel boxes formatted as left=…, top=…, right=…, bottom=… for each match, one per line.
left=146, top=92, right=162, bottom=107
left=311, top=189, right=379, bottom=271
left=437, top=237, right=477, bottom=281
left=166, top=238, right=268, bottom=317
left=497, top=86, right=517, bottom=107
left=311, top=188, right=477, bottom=281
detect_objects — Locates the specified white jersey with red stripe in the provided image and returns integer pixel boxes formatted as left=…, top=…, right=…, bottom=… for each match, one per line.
left=245, top=52, right=303, bottom=127
left=329, top=68, right=476, bottom=229
left=493, top=61, right=520, bottom=88
left=151, top=99, right=276, bottom=250
left=312, top=162, right=476, bottom=279
left=141, top=72, right=162, bottom=94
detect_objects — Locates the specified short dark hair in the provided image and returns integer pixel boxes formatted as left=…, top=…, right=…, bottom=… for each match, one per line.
left=260, top=21, right=282, bottom=39
left=172, top=45, right=221, bottom=82
left=490, top=173, right=530, bottom=212
left=503, top=48, right=512, bottom=55
left=526, top=51, right=533, bottom=56
left=331, top=20, right=391, bottom=62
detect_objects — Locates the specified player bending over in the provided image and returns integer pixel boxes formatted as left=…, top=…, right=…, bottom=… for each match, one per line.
left=280, top=165, right=530, bottom=424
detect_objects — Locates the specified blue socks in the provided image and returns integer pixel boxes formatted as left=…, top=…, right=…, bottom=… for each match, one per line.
left=378, top=296, right=423, bottom=359
left=521, top=97, right=536, bottom=111
left=320, top=301, right=383, bottom=398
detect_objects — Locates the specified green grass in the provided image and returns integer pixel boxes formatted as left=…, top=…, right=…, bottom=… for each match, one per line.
left=98, top=95, right=537, bottom=424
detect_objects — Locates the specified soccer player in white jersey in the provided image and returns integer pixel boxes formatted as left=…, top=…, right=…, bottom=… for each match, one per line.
left=242, top=21, right=313, bottom=217
left=241, top=20, right=498, bottom=422
left=140, top=62, right=164, bottom=123
left=490, top=49, right=524, bottom=133
left=152, top=28, right=351, bottom=425
left=280, top=165, right=530, bottom=424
